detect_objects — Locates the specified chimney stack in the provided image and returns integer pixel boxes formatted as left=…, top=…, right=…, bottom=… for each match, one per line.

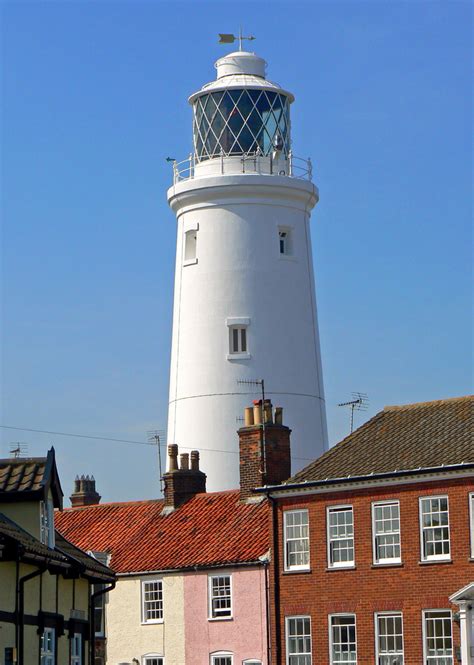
left=70, top=475, right=101, bottom=507
left=162, top=445, right=206, bottom=512
left=238, top=400, right=291, bottom=500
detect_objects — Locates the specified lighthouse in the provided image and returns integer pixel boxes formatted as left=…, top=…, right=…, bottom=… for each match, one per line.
left=166, top=47, right=328, bottom=491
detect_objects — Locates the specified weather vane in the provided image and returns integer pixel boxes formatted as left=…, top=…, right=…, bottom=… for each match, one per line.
left=218, top=28, right=255, bottom=51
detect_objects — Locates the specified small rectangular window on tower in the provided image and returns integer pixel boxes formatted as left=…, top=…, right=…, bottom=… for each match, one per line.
left=278, top=227, right=293, bottom=256
left=184, top=227, right=198, bottom=265
left=226, top=318, right=250, bottom=360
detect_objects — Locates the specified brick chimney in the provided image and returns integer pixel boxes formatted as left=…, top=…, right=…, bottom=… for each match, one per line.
left=162, top=444, right=206, bottom=512
left=238, top=400, right=291, bottom=500
left=70, top=475, right=101, bottom=507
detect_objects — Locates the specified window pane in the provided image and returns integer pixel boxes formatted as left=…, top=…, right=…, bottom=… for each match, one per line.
left=328, top=507, right=354, bottom=566
left=142, top=580, right=163, bottom=621
left=210, top=575, right=232, bottom=618
left=287, top=616, right=311, bottom=664
left=424, top=611, right=453, bottom=664
left=331, top=616, right=356, bottom=665
left=421, top=498, right=450, bottom=560
left=374, top=502, right=401, bottom=562
left=284, top=510, right=309, bottom=569
left=377, top=614, right=403, bottom=664
left=240, top=328, right=247, bottom=352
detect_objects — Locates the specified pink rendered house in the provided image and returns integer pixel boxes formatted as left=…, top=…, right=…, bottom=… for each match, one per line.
left=56, top=400, right=291, bottom=665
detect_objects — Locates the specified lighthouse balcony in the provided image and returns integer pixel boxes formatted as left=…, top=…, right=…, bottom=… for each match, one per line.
left=172, top=152, right=313, bottom=184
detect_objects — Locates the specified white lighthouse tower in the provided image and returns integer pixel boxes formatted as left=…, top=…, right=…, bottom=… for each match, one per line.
left=166, top=47, right=328, bottom=490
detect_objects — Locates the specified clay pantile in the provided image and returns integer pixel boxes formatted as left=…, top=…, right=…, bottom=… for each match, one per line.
left=56, top=490, right=269, bottom=574
left=289, top=395, right=473, bottom=484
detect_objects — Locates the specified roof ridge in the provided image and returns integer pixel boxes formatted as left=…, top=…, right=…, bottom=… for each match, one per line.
left=384, top=395, right=473, bottom=411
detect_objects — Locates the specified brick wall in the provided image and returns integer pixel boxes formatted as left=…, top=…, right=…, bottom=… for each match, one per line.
left=239, top=424, right=291, bottom=500
left=271, top=476, right=473, bottom=664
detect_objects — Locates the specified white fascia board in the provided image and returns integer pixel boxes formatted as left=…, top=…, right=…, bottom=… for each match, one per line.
left=262, top=467, right=474, bottom=499
left=449, top=582, right=474, bottom=603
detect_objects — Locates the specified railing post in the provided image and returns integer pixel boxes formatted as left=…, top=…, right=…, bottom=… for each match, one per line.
left=308, top=157, right=312, bottom=181
left=270, top=153, right=273, bottom=175
left=173, top=160, right=178, bottom=184
left=220, top=150, right=224, bottom=175
left=288, top=150, right=293, bottom=177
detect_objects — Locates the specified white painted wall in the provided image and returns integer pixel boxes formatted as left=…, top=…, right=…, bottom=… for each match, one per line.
left=167, top=174, right=328, bottom=490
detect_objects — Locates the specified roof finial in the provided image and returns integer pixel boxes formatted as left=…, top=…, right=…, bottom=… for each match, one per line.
left=218, top=30, right=255, bottom=50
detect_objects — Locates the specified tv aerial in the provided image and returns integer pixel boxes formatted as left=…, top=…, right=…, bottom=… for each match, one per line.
left=337, top=393, right=369, bottom=434
left=9, top=442, right=28, bottom=458
left=147, top=430, right=166, bottom=492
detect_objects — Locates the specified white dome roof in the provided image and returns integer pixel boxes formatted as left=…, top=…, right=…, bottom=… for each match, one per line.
left=188, top=51, right=294, bottom=104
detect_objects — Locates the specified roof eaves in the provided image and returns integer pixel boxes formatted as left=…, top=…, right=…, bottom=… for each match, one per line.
left=255, top=462, right=474, bottom=494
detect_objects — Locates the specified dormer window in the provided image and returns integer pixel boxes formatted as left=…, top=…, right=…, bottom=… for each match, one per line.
left=40, top=498, right=55, bottom=548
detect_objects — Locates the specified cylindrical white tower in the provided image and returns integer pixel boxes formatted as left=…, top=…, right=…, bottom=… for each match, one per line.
left=167, top=50, right=328, bottom=491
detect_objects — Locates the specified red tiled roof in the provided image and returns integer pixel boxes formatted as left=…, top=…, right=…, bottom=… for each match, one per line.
left=55, top=490, right=269, bottom=574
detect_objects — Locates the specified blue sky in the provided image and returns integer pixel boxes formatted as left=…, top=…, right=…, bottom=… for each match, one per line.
left=1, top=1, right=472, bottom=502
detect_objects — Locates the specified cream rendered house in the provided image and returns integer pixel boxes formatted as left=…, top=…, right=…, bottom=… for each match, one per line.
left=0, top=448, right=115, bottom=665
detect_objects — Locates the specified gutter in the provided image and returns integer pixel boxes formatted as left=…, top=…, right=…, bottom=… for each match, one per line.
left=18, top=565, right=46, bottom=665
left=269, top=495, right=281, bottom=665
left=116, top=558, right=266, bottom=578
left=89, top=581, right=116, bottom=665
left=254, top=462, right=474, bottom=496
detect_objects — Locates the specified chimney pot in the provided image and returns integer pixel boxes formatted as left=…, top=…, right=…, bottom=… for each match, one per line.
left=253, top=400, right=262, bottom=425
left=180, top=453, right=189, bottom=470
left=190, top=450, right=200, bottom=471
left=168, top=444, right=179, bottom=471
left=244, top=407, right=254, bottom=426
left=275, top=406, right=283, bottom=425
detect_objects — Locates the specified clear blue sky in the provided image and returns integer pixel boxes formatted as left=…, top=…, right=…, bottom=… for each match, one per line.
left=1, top=1, right=472, bottom=502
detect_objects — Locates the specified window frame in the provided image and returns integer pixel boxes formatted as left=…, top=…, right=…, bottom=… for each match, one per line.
left=210, top=652, right=233, bottom=665
left=419, top=496, right=451, bottom=562
left=208, top=573, right=233, bottom=620
left=469, top=492, right=474, bottom=559
left=278, top=226, right=294, bottom=259
left=40, top=627, right=55, bottom=665
left=40, top=498, right=55, bottom=548
left=283, top=509, right=310, bottom=572
left=422, top=609, right=453, bottom=665
left=226, top=318, right=250, bottom=360
left=70, top=632, right=82, bottom=665
left=142, top=655, right=164, bottom=665
left=183, top=224, right=198, bottom=266
left=141, top=578, right=164, bottom=624
left=372, top=500, right=402, bottom=565
left=374, top=612, right=404, bottom=665
left=329, top=614, right=357, bottom=665
left=327, top=505, right=355, bottom=569
left=285, top=615, right=312, bottom=665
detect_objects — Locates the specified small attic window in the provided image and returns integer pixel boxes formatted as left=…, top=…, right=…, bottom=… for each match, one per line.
left=40, top=498, right=55, bottom=548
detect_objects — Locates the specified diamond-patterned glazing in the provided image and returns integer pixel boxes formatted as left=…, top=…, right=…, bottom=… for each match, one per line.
left=193, top=89, right=291, bottom=161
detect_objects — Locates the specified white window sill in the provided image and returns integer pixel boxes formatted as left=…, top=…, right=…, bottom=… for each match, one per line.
left=327, top=564, right=356, bottom=571
left=208, top=615, right=233, bottom=621
left=372, top=560, right=403, bottom=567
left=419, top=558, right=452, bottom=565
left=141, top=619, right=164, bottom=625
left=183, top=258, right=198, bottom=267
left=226, top=352, right=251, bottom=361
left=283, top=567, right=311, bottom=574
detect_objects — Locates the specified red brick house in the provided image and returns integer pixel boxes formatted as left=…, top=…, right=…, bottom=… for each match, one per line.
left=256, top=396, right=473, bottom=665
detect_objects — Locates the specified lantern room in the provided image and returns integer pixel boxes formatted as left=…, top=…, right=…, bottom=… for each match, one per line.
left=189, top=51, right=294, bottom=163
